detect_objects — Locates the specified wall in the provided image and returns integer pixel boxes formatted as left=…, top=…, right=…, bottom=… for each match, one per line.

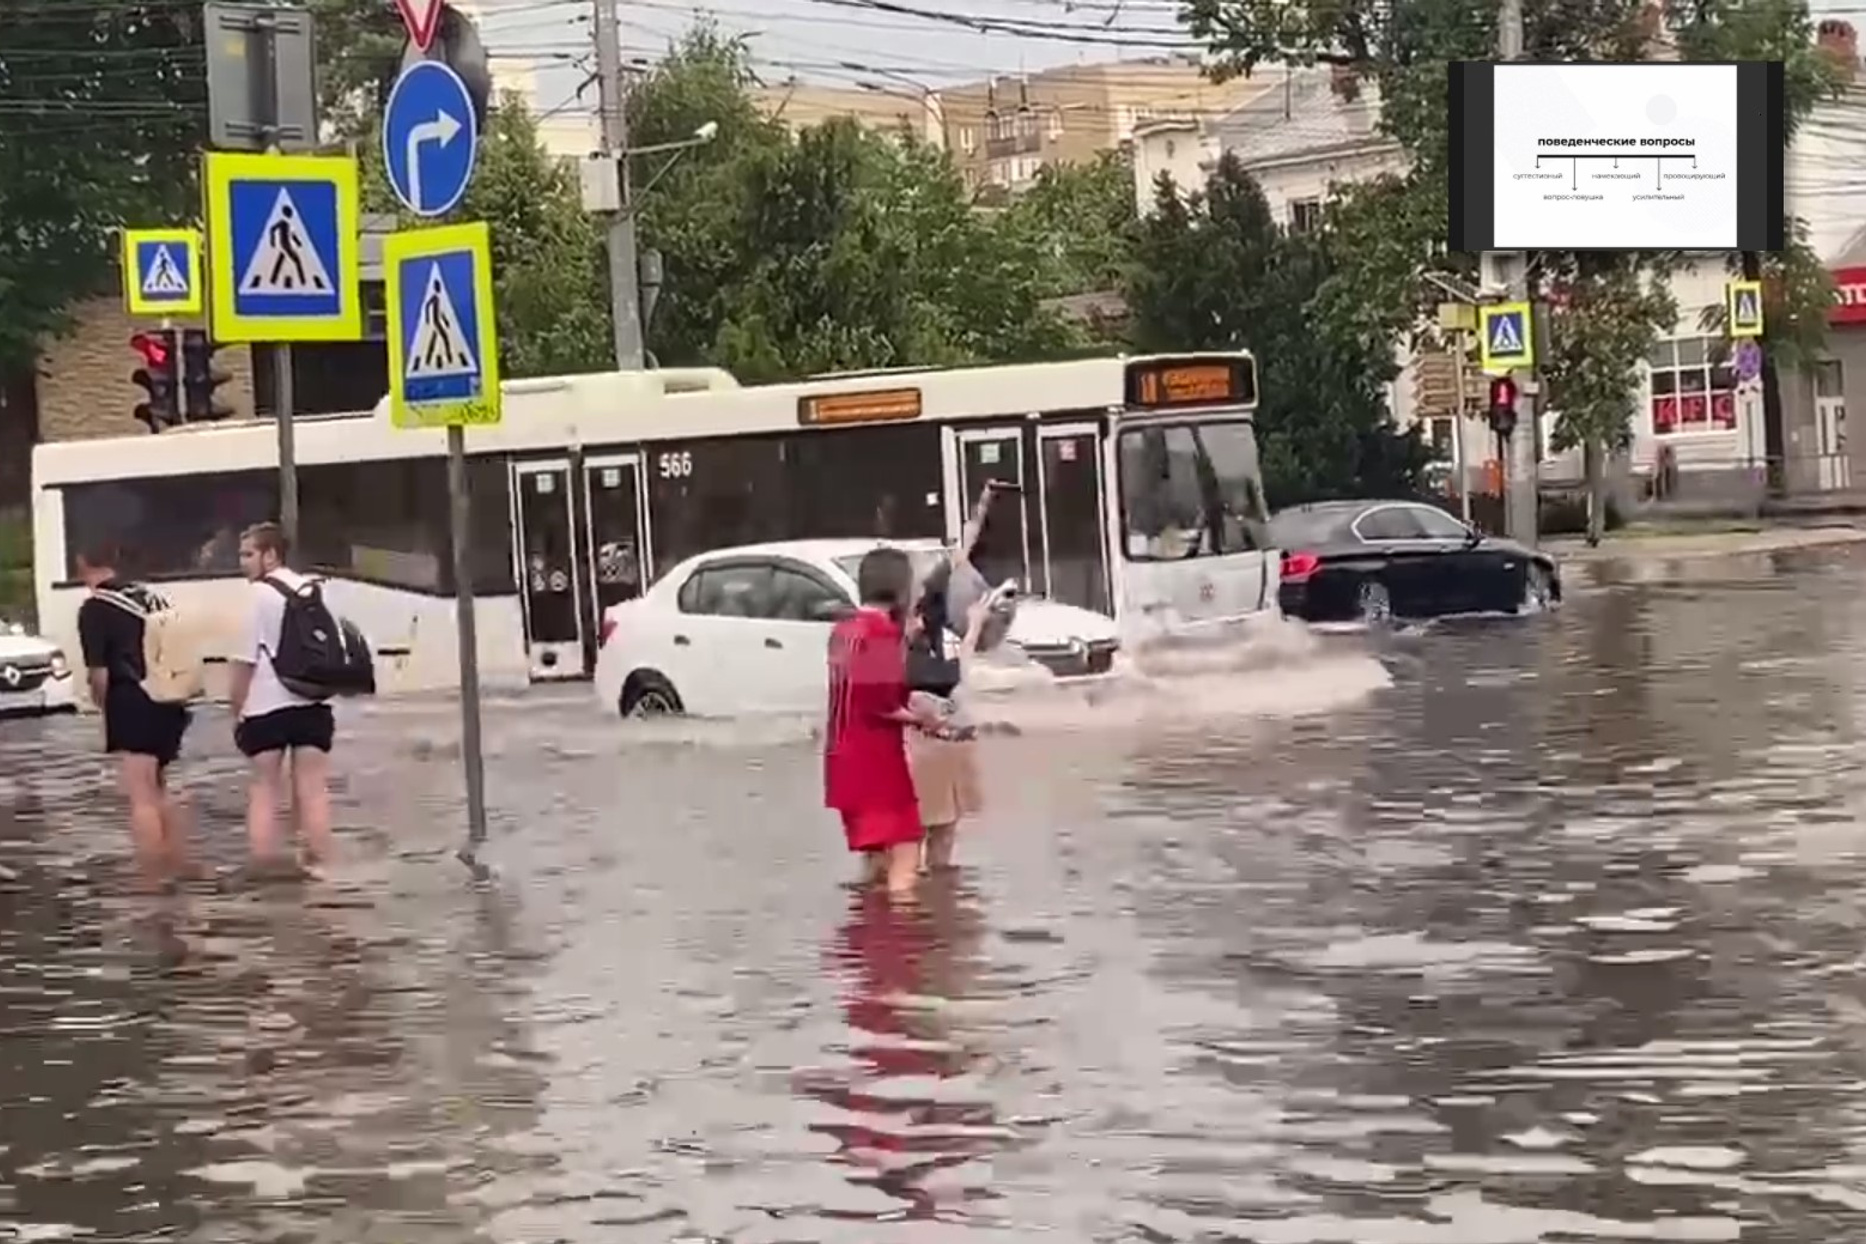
left=36, top=295, right=258, bottom=443
left=1241, top=142, right=1408, bottom=226
left=1130, top=125, right=1212, bottom=211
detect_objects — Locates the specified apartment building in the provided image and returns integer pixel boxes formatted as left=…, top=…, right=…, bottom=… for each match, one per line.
left=939, top=58, right=1269, bottom=199
left=751, top=81, right=944, bottom=147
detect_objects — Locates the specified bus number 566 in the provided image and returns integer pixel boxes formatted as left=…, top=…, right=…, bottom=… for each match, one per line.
left=658, top=451, right=692, bottom=479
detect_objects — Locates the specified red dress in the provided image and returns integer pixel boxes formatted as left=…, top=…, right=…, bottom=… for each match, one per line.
left=824, top=608, right=924, bottom=853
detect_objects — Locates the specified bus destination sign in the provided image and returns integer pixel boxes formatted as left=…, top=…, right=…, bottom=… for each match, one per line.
left=1125, top=357, right=1258, bottom=410
left=797, top=387, right=923, bottom=427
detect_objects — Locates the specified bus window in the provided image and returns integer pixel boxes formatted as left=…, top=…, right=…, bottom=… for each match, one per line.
left=785, top=423, right=945, bottom=541
left=60, top=470, right=277, bottom=581
left=1116, top=419, right=1268, bottom=561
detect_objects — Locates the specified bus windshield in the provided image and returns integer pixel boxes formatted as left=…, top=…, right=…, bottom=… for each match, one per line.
left=1117, top=417, right=1270, bottom=561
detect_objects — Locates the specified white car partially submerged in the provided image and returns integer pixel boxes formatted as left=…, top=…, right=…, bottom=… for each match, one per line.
left=0, top=619, right=77, bottom=717
left=594, top=539, right=1122, bottom=718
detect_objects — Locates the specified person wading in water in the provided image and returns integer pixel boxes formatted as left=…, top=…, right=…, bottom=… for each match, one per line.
left=824, top=548, right=944, bottom=897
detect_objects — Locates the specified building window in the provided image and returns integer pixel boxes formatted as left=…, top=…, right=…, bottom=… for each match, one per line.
left=960, top=126, right=976, bottom=152
left=1428, top=417, right=1454, bottom=458
left=1649, top=335, right=1736, bottom=435
left=1046, top=109, right=1063, bottom=140
left=1290, top=198, right=1323, bottom=234
left=1815, top=358, right=1844, bottom=399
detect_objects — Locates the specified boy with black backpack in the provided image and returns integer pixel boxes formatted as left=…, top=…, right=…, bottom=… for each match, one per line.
left=228, top=522, right=375, bottom=874
left=75, top=540, right=201, bottom=885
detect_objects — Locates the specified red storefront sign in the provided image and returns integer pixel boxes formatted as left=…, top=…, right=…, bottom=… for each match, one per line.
left=1833, top=266, right=1866, bottom=326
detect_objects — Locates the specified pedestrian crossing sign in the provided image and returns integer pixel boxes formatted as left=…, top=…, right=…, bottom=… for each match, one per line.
left=1727, top=279, right=1764, bottom=338
left=384, top=222, right=502, bottom=429
left=203, top=151, right=361, bottom=342
left=121, top=228, right=202, bottom=317
left=1478, top=301, right=1535, bottom=374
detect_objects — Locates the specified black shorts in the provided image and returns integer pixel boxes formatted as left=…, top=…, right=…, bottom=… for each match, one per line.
left=236, top=704, right=335, bottom=758
left=104, top=692, right=190, bottom=768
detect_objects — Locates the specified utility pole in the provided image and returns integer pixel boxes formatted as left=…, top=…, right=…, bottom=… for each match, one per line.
left=1483, top=0, right=1539, bottom=544
left=593, top=0, right=645, bottom=369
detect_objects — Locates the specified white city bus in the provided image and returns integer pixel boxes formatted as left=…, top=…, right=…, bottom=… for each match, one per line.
left=31, top=352, right=1274, bottom=692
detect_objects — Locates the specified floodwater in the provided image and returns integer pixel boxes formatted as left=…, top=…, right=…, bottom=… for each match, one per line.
left=6, top=545, right=1866, bottom=1241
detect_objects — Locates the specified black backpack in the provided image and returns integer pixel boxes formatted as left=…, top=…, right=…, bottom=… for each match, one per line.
left=265, top=577, right=376, bottom=700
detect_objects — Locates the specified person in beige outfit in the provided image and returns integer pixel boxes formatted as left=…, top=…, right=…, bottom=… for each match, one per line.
left=904, top=498, right=1012, bottom=871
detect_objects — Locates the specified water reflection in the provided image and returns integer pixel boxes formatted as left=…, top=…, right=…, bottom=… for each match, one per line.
left=797, top=882, right=1010, bottom=1224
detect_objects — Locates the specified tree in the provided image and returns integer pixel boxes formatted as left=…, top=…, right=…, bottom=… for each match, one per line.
left=0, top=1, right=207, bottom=370
left=627, top=28, right=1078, bottom=380
left=1126, top=157, right=1429, bottom=506
left=0, top=0, right=399, bottom=374
left=1544, top=258, right=1676, bottom=542
left=1178, top=0, right=1843, bottom=515
left=995, top=153, right=1139, bottom=299
left=356, top=95, right=612, bottom=379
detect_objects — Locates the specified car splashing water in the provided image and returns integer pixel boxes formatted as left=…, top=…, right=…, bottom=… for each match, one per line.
left=964, top=612, right=1392, bottom=736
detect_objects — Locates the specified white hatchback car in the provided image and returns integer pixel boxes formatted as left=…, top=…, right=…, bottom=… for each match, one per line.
left=594, top=539, right=1122, bottom=718
left=0, top=619, right=78, bottom=717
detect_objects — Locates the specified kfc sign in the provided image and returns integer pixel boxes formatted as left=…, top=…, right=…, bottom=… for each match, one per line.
left=1833, top=266, right=1866, bottom=326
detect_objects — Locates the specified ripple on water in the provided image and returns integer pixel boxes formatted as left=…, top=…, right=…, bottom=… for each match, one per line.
left=5, top=551, right=1866, bottom=1239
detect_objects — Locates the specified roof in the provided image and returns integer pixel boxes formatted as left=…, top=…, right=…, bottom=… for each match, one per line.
left=1212, top=68, right=1389, bottom=166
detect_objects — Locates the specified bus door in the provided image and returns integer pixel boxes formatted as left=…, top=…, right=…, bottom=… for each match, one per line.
left=511, top=458, right=588, bottom=680
left=1035, top=422, right=1111, bottom=615
left=952, top=425, right=1031, bottom=591
left=580, top=452, right=651, bottom=671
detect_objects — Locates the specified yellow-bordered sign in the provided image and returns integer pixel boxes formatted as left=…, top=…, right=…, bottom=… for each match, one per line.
left=121, top=228, right=203, bottom=317
left=384, top=222, right=502, bottom=429
left=203, top=151, right=362, bottom=342
left=1478, top=301, right=1535, bottom=374
left=1727, top=279, right=1764, bottom=338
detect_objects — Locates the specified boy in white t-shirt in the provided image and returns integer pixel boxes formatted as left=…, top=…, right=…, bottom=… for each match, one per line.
left=227, top=522, right=335, bottom=872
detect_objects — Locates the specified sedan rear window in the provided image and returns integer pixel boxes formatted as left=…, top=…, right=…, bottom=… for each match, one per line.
left=1268, top=509, right=1352, bottom=548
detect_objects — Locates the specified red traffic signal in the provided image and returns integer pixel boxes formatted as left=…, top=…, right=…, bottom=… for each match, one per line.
left=1487, top=373, right=1519, bottom=438
left=130, top=330, right=172, bottom=369
left=130, top=329, right=180, bottom=432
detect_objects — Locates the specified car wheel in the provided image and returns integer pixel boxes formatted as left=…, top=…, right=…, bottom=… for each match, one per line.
left=1516, top=564, right=1553, bottom=615
left=620, top=671, right=684, bottom=718
left=1356, top=578, right=1393, bottom=627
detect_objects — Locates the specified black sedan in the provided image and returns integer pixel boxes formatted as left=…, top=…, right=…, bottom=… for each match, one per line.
left=1271, top=499, right=1561, bottom=625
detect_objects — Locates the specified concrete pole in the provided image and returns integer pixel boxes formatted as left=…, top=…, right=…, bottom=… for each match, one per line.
left=593, top=0, right=645, bottom=369
left=1488, top=0, right=1539, bottom=544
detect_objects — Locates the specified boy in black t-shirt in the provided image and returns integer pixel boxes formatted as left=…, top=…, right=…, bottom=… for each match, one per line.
left=75, top=541, right=191, bottom=882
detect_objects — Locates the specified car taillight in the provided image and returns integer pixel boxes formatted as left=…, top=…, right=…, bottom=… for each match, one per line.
left=1281, top=551, right=1321, bottom=584
left=599, top=617, right=617, bottom=647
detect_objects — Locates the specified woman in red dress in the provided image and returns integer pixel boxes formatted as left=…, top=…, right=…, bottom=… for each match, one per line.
left=826, top=548, right=939, bottom=897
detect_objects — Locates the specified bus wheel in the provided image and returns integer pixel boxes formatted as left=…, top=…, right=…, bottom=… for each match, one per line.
left=621, top=672, right=684, bottom=718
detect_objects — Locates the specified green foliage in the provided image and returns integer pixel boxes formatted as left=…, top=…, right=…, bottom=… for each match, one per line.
left=1545, top=258, right=1677, bottom=453
left=994, top=153, right=1139, bottom=298
left=1125, top=157, right=1430, bottom=506
left=628, top=28, right=1082, bottom=379
left=1177, top=0, right=1844, bottom=472
left=0, top=1, right=208, bottom=370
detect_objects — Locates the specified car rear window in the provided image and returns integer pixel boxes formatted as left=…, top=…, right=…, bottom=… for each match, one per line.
left=1269, top=509, right=1351, bottom=549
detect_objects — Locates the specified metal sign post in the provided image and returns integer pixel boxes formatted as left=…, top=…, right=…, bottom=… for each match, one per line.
left=383, top=223, right=501, bottom=860
left=201, top=2, right=335, bottom=549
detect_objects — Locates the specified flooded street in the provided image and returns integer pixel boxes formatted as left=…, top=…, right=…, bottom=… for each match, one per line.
left=8, top=545, right=1866, bottom=1241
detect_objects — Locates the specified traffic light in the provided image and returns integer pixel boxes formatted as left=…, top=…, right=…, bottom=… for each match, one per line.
left=180, top=328, right=234, bottom=422
left=130, top=329, right=179, bottom=432
left=1487, top=373, right=1519, bottom=439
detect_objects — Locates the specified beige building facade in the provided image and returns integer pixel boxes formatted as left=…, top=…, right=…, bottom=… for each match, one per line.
left=752, top=81, right=944, bottom=146
left=939, top=58, right=1269, bottom=199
